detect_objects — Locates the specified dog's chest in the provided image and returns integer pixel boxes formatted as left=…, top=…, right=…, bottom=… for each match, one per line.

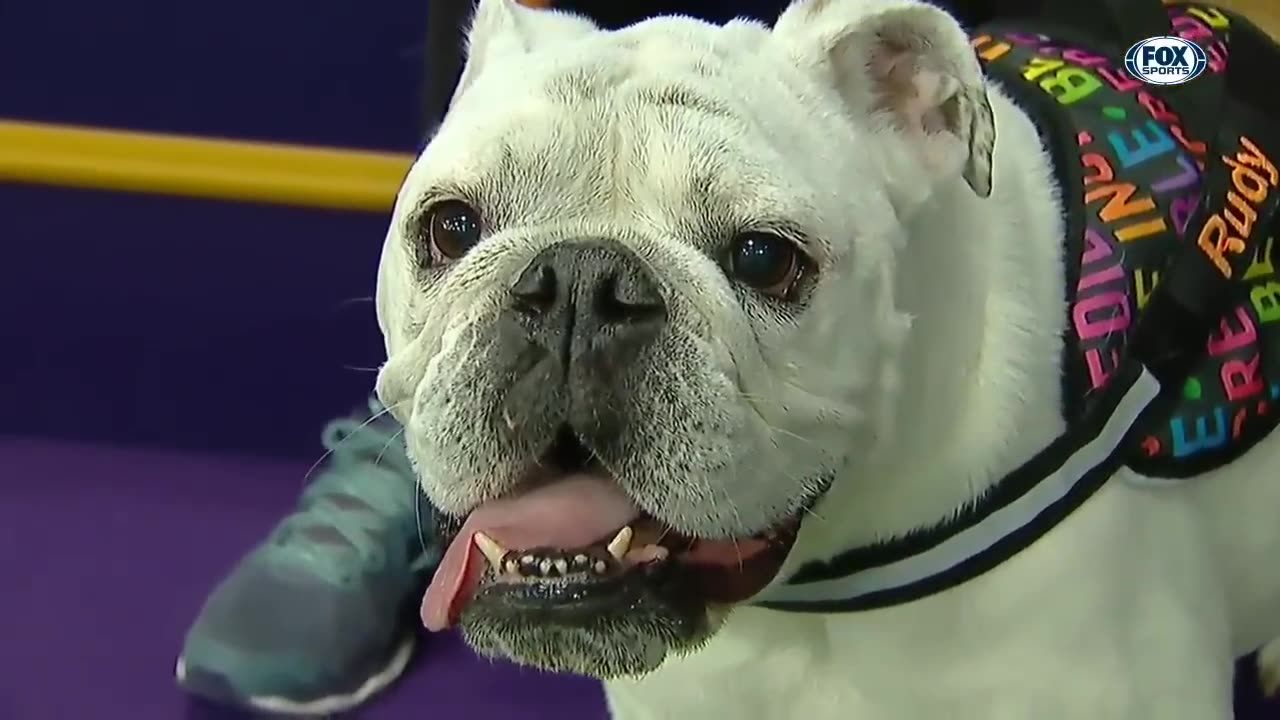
left=974, top=4, right=1280, bottom=478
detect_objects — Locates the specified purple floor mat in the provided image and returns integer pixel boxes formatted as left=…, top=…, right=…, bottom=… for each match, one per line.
left=4, top=435, right=1275, bottom=718
left=0, top=436, right=607, bottom=719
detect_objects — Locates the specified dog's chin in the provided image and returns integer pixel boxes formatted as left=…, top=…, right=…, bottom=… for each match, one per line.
left=457, top=553, right=710, bottom=679
left=454, top=509, right=805, bottom=679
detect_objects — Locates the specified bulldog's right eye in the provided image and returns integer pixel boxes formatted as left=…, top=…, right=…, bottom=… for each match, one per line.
left=423, top=199, right=483, bottom=265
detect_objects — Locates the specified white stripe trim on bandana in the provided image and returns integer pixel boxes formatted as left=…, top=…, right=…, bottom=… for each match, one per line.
left=757, top=367, right=1162, bottom=606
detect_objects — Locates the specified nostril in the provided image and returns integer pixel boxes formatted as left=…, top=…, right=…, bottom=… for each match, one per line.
left=511, top=264, right=557, bottom=316
left=594, top=274, right=666, bottom=325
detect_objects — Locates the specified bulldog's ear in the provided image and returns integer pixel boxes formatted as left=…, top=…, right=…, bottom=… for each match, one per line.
left=451, top=0, right=599, bottom=109
left=773, top=0, right=994, bottom=197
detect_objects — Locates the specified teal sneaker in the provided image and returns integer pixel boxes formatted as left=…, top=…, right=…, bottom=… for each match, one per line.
left=176, top=398, right=439, bottom=716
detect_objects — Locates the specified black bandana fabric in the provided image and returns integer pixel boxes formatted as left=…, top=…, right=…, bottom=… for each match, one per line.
left=974, top=4, right=1280, bottom=477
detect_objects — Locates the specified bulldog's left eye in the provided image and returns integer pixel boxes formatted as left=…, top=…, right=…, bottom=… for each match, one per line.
left=727, top=232, right=807, bottom=299
left=424, top=199, right=483, bottom=265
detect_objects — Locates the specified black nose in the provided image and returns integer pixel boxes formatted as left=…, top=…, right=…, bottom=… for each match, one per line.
left=507, top=241, right=666, bottom=370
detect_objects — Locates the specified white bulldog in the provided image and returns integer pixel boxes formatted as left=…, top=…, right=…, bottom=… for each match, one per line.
left=373, top=0, right=1280, bottom=717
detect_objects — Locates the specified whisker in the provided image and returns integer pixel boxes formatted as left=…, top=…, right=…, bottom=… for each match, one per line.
left=375, top=427, right=407, bottom=467
left=739, top=397, right=826, bottom=452
left=415, top=483, right=432, bottom=560
left=714, top=467, right=747, bottom=572
left=800, top=505, right=827, bottom=523
left=300, top=401, right=402, bottom=487
left=766, top=423, right=822, bottom=449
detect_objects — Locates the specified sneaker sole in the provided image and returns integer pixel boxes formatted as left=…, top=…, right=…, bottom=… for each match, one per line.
left=175, top=634, right=415, bottom=716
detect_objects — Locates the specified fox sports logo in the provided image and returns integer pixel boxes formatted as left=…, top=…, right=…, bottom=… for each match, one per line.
left=1124, top=36, right=1208, bottom=86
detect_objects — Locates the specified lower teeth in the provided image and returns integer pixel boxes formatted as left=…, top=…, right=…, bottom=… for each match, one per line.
left=472, top=529, right=668, bottom=581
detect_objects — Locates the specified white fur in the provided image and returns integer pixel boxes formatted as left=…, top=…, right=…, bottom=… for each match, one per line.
left=376, top=0, right=1280, bottom=717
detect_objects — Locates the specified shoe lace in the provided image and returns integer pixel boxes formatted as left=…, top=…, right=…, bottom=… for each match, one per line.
left=270, top=398, right=438, bottom=584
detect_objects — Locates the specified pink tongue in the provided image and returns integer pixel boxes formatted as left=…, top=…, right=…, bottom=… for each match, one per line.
left=421, top=474, right=640, bottom=631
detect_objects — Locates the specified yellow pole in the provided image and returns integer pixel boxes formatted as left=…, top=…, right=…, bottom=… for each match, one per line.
left=0, top=119, right=415, bottom=212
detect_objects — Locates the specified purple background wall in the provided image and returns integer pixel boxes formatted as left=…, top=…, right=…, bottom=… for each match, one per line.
left=0, top=0, right=430, bottom=458
left=0, top=0, right=786, bottom=459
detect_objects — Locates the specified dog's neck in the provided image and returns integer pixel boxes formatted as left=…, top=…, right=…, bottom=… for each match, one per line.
left=806, top=89, right=1073, bottom=557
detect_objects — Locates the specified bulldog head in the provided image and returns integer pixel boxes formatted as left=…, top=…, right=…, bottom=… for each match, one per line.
left=374, top=0, right=993, bottom=679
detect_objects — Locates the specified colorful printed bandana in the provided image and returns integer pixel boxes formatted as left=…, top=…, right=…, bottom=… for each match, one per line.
left=973, top=3, right=1280, bottom=477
